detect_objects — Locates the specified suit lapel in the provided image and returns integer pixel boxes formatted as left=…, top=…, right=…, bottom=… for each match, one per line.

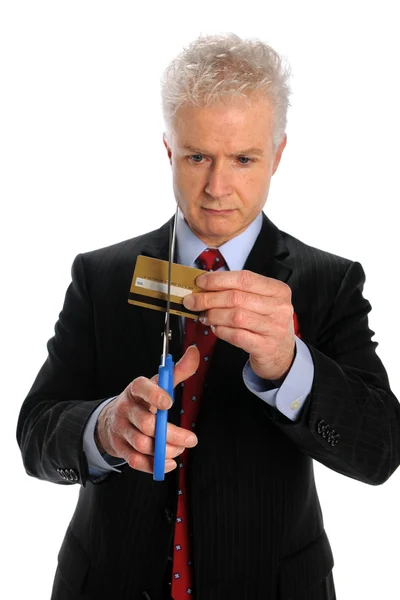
left=243, top=211, right=292, bottom=281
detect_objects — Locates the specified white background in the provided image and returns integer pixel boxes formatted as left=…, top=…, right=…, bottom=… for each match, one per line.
left=2, top=1, right=399, bottom=598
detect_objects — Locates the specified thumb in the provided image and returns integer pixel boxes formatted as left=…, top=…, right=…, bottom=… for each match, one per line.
left=173, top=345, right=200, bottom=388
left=151, top=345, right=200, bottom=390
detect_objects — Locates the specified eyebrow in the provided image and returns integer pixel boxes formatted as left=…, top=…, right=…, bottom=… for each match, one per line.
left=182, top=145, right=264, bottom=158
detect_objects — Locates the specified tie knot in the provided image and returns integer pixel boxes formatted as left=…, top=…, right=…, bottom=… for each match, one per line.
left=197, top=248, right=226, bottom=271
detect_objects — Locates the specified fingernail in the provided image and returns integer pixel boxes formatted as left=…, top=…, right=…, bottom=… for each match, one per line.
left=210, top=325, right=216, bottom=333
left=183, top=295, right=194, bottom=308
left=199, top=315, right=207, bottom=324
left=185, top=434, right=198, bottom=446
left=161, top=397, right=171, bottom=409
left=196, top=274, right=206, bottom=287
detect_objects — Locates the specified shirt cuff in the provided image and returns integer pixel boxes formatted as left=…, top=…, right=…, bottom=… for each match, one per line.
left=242, top=337, right=314, bottom=421
left=83, top=396, right=127, bottom=479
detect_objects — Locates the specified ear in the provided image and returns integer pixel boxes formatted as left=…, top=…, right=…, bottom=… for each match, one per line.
left=163, top=133, right=172, bottom=165
left=272, top=134, right=287, bottom=175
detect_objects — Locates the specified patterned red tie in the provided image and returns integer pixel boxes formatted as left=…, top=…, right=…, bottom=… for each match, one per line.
left=170, top=250, right=301, bottom=598
left=171, top=248, right=225, bottom=599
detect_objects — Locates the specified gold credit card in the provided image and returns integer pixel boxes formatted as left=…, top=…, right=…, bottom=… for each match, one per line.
left=128, top=255, right=206, bottom=319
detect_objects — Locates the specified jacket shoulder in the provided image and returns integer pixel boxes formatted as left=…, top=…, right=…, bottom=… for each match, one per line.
left=73, top=219, right=170, bottom=279
left=81, top=227, right=161, bottom=264
left=280, top=227, right=355, bottom=271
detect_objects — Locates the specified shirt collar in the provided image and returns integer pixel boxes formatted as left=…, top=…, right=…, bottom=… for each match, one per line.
left=176, top=207, right=263, bottom=271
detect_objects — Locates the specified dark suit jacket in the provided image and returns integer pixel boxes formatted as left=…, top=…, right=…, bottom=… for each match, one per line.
left=17, top=213, right=400, bottom=600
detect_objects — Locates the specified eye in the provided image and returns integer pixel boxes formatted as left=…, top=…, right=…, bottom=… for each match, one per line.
left=237, top=156, right=252, bottom=165
left=189, top=154, right=204, bottom=163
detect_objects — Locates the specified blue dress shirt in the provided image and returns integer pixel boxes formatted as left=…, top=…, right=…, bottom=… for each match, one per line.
left=83, top=210, right=314, bottom=478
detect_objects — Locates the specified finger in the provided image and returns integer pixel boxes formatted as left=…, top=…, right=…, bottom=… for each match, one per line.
left=194, top=269, right=288, bottom=296
left=127, top=403, right=198, bottom=447
left=149, top=345, right=200, bottom=404
left=125, top=426, right=187, bottom=458
left=172, top=344, right=200, bottom=388
left=184, top=289, right=282, bottom=314
left=210, top=324, right=276, bottom=354
left=165, top=422, right=198, bottom=447
left=119, top=442, right=178, bottom=474
left=130, top=376, right=172, bottom=410
left=203, top=307, right=272, bottom=335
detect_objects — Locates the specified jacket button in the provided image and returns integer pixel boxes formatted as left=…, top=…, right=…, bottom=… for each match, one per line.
left=327, top=429, right=336, bottom=443
left=69, top=469, right=78, bottom=481
left=321, top=424, right=330, bottom=438
left=164, top=508, right=174, bottom=524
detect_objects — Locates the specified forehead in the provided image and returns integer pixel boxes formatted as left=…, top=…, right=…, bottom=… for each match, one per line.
left=172, top=96, right=273, bottom=151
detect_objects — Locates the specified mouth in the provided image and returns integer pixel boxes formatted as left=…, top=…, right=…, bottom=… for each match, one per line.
left=202, top=208, right=236, bottom=215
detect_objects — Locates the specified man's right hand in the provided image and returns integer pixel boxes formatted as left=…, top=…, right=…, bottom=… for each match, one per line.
left=95, top=345, right=200, bottom=474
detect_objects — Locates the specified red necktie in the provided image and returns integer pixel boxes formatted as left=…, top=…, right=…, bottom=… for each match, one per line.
left=170, top=250, right=301, bottom=598
left=171, top=248, right=226, bottom=599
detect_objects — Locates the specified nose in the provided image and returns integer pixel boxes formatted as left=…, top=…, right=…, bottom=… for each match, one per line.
left=204, top=162, right=233, bottom=199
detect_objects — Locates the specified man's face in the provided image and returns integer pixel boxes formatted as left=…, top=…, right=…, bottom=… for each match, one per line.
left=163, top=95, right=287, bottom=247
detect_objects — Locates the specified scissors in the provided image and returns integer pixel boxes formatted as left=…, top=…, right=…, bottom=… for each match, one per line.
left=153, top=204, right=179, bottom=481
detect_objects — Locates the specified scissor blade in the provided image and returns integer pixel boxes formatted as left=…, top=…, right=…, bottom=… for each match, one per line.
left=161, top=204, right=179, bottom=365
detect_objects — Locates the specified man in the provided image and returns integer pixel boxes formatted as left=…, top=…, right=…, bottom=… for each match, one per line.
left=17, top=33, right=400, bottom=600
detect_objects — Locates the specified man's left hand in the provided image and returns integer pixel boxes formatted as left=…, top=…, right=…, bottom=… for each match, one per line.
left=182, top=270, right=296, bottom=383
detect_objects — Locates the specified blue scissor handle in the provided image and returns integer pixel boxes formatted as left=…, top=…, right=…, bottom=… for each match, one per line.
left=153, top=354, right=175, bottom=481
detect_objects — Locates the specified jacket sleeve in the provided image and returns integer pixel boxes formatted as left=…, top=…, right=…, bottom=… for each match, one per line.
left=264, top=260, right=400, bottom=485
left=16, top=253, right=109, bottom=487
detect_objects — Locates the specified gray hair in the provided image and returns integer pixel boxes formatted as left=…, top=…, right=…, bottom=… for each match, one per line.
left=161, top=33, right=292, bottom=152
